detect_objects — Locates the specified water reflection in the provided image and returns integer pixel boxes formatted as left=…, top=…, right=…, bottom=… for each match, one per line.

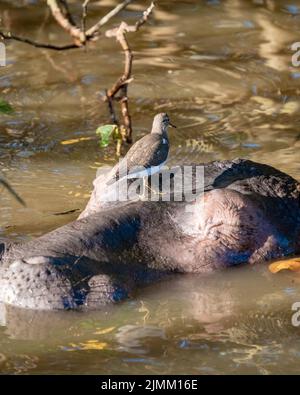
left=0, top=267, right=299, bottom=373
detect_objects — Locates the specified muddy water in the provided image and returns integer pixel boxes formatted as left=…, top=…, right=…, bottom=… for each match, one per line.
left=0, top=0, right=300, bottom=374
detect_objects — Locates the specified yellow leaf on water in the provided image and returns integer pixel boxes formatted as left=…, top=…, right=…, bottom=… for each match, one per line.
left=94, top=326, right=115, bottom=335
left=79, top=340, right=107, bottom=350
left=269, top=258, right=300, bottom=273
left=60, top=137, right=93, bottom=145
left=64, top=340, right=108, bottom=351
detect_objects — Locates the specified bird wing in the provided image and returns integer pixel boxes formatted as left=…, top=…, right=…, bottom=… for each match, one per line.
left=106, top=134, right=168, bottom=185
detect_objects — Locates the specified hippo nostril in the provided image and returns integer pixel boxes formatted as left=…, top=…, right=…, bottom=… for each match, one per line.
left=112, top=286, right=129, bottom=302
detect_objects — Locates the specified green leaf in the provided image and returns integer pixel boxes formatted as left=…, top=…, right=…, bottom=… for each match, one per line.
left=96, top=124, right=118, bottom=148
left=0, top=99, right=14, bottom=114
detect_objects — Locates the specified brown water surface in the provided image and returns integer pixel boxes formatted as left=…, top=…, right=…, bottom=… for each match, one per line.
left=0, top=0, right=300, bottom=374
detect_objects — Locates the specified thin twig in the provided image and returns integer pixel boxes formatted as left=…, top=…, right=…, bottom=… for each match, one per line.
left=58, top=0, right=77, bottom=26
left=0, top=0, right=135, bottom=50
left=105, top=1, right=155, bottom=97
left=47, top=0, right=83, bottom=44
left=0, top=178, right=26, bottom=207
left=105, top=2, right=155, bottom=38
left=81, top=0, right=90, bottom=44
left=105, top=89, right=118, bottom=125
left=86, top=0, right=134, bottom=38
left=120, top=95, right=132, bottom=143
left=105, top=2, right=154, bottom=143
left=0, top=32, right=78, bottom=50
left=0, top=1, right=153, bottom=147
left=106, top=26, right=133, bottom=98
left=134, top=2, right=155, bottom=30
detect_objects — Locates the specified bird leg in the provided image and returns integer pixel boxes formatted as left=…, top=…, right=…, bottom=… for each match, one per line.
left=140, top=176, right=150, bottom=200
left=143, top=176, right=167, bottom=199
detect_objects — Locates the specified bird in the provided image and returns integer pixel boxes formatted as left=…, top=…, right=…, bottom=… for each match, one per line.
left=106, top=113, right=176, bottom=189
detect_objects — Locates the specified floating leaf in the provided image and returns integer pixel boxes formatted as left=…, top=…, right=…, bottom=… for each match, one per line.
left=96, top=124, right=121, bottom=148
left=94, top=326, right=115, bottom=335
left=0, top=99, right=13, bottom=114
left=79, top=340, right=108, bottom=351
left=269, top=258, right=300, bottom=273
left=62, top=340, right=108, bottom=352
left=60, top=137, right=93, bottom=145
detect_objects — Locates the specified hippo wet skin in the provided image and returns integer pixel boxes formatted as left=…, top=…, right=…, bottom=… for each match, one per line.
left=0, top=159, right=299, bottom=310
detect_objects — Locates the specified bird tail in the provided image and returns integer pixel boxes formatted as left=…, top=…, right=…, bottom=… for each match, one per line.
left=106, top=177, right=116, bottom=186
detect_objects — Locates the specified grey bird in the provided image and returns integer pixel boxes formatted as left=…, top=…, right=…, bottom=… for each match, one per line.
left=106, top=113, right=176, bottom=186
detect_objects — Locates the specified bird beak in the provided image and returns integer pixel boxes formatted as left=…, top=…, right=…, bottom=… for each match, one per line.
left=169, top=122, right=177, bottom=128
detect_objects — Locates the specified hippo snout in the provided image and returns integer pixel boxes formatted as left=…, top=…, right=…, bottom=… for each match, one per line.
left=0, top=257, right=76, bottom=310
left=0, top=256, right=131, bottom=310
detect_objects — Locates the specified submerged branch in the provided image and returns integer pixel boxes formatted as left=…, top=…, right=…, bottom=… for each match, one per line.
left=0, top=178, right=26, bottom=207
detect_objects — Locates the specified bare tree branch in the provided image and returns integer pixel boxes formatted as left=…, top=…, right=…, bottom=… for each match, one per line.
left=47, top=0, right=83, bottom=44
left=0, top=0, right=154, bottom=148
left=105, top=2, right=155, bottom=143
left=106, top=24, right=133, bottom=98
left=86, top=0, right=134, bottom=38
left=105, top=89, right=118, bottom=125
left=0, top=31, right=78, bottom=50
left=81, top=0, right=90, bottom=44
left=58, top=0, right=77, bottom=27
left=0, top=0, right=136, bottom=50
left=0, top=178, right=26, bottom=207
left=106, top=2, right=155, bottom=38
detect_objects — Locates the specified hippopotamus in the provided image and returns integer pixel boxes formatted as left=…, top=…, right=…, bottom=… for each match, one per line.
left=0, top=158, right=299, bottom=310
